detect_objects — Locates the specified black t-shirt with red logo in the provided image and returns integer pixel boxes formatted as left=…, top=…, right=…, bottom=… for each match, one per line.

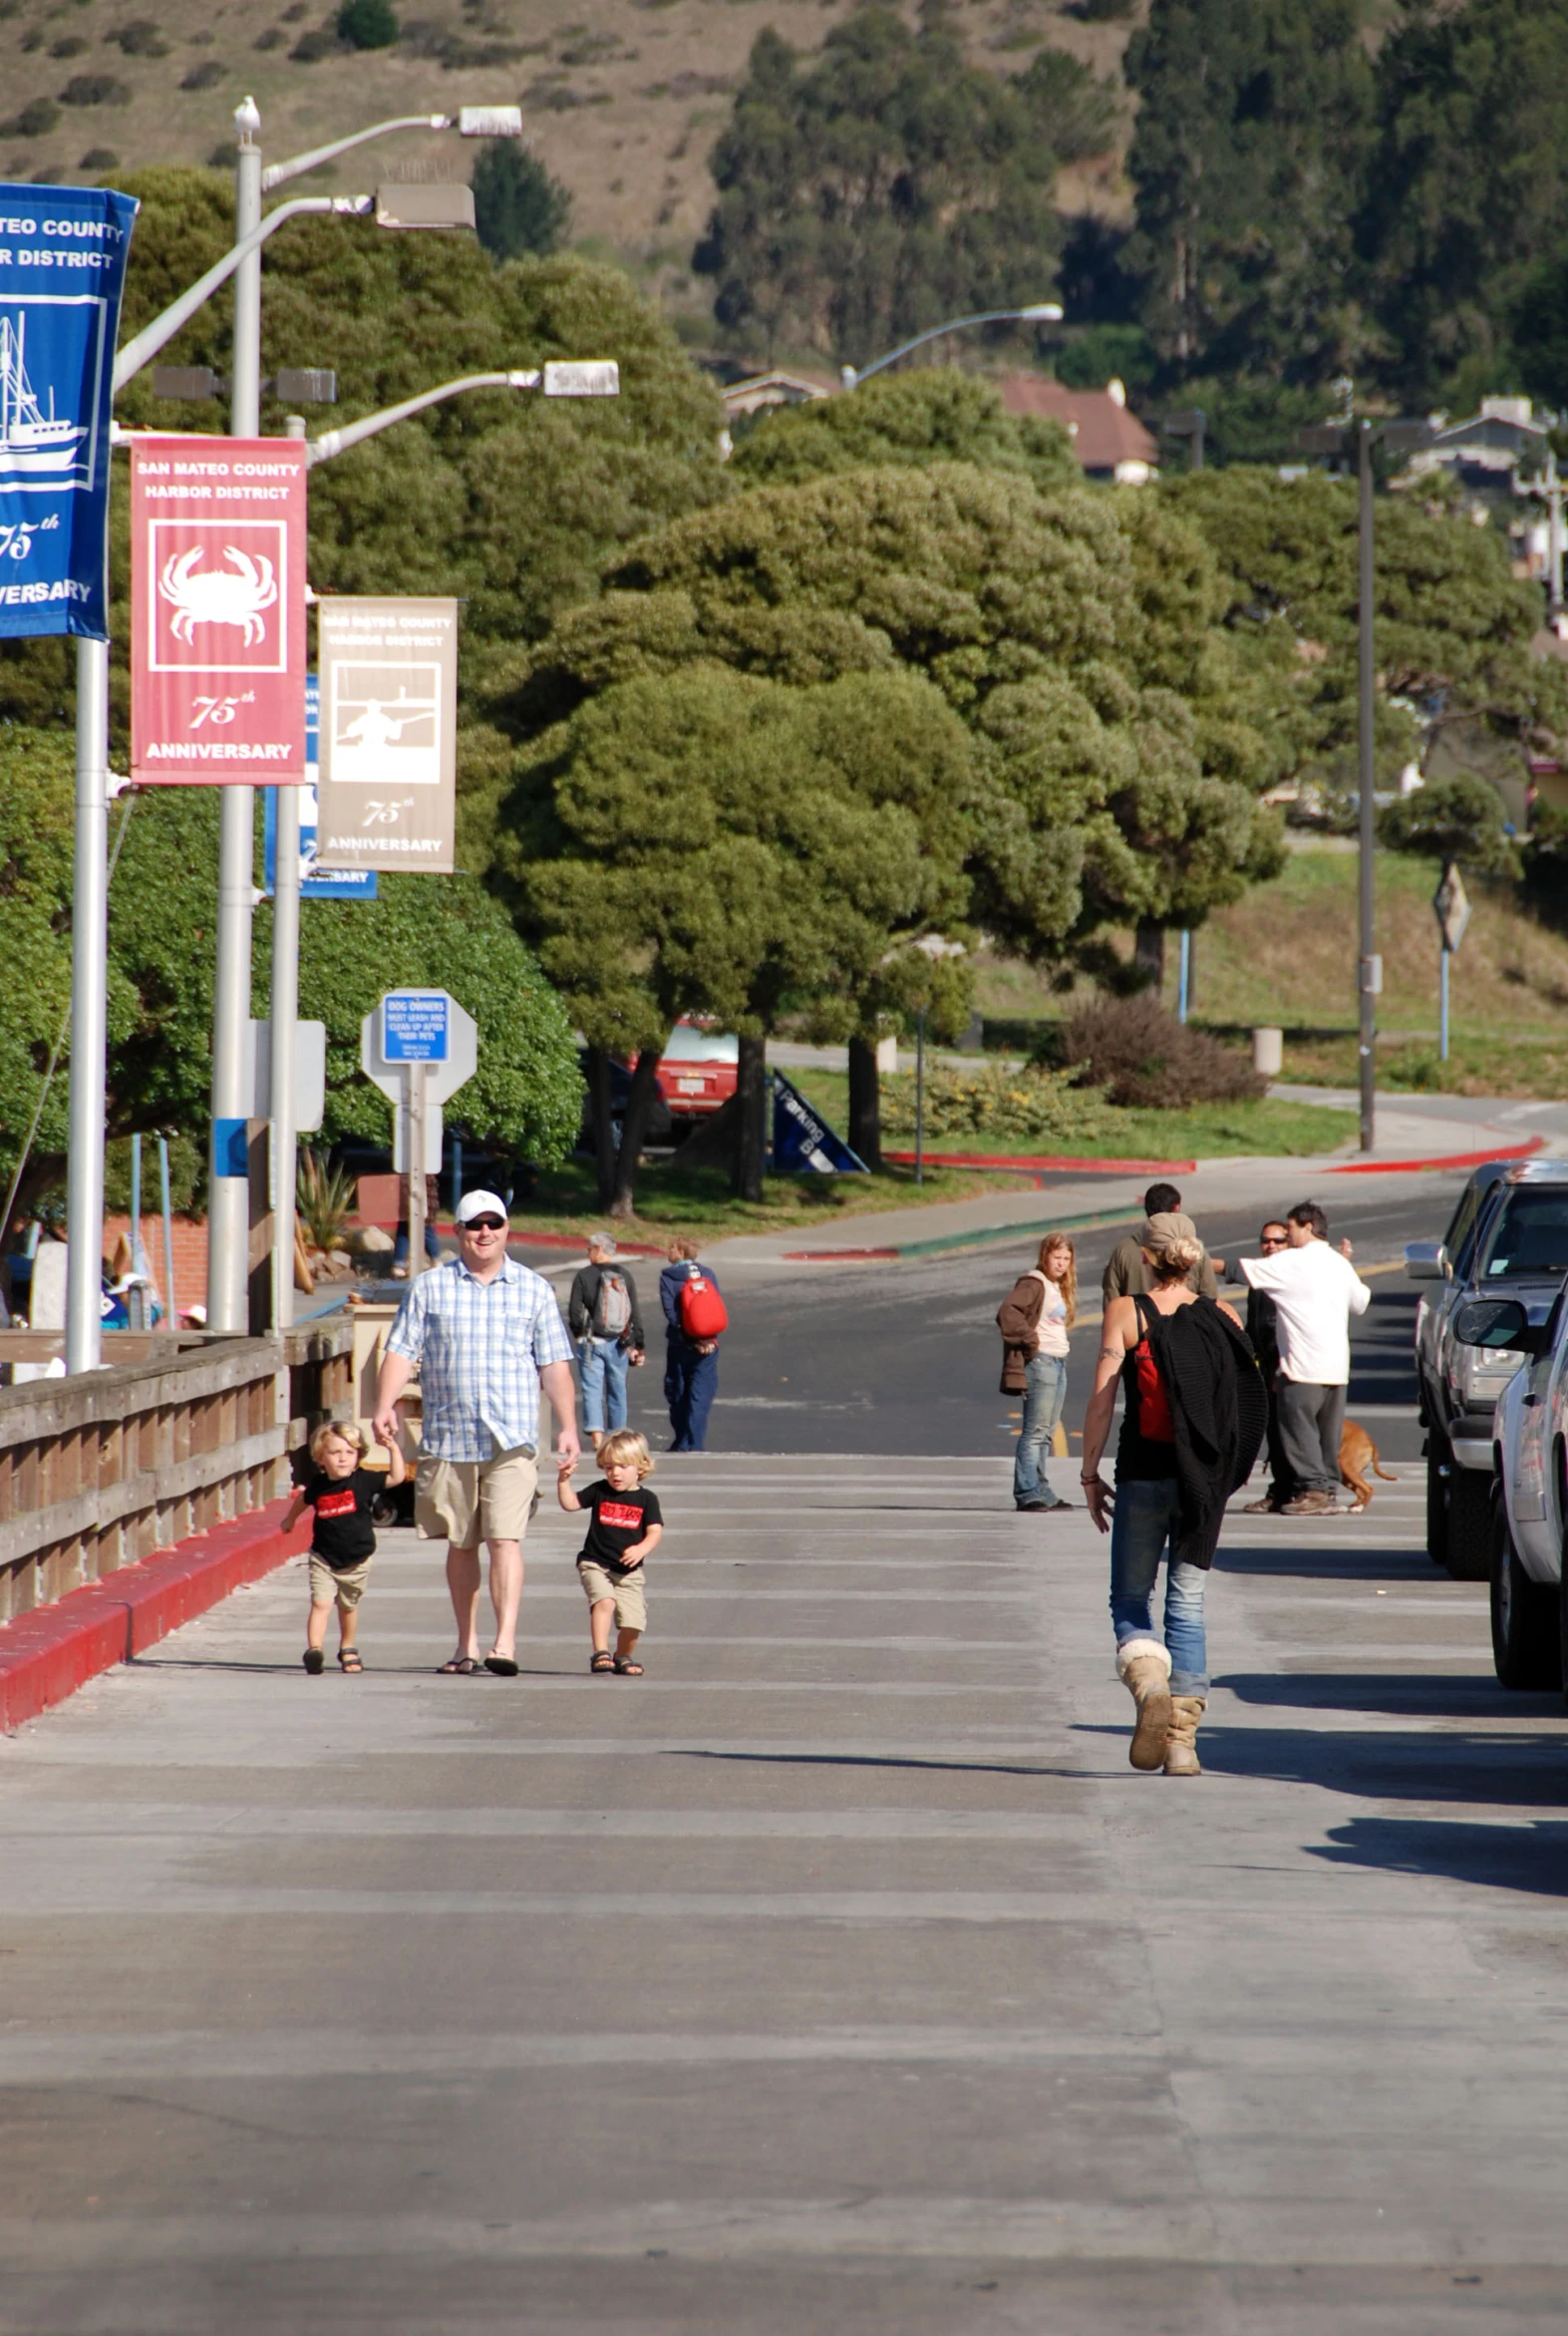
left=303, top=1467, right=380, bottom=1568
left=578, top=1480, right=662, bottom=1572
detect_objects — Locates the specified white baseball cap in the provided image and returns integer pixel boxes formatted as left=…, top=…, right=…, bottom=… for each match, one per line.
left=456, top=1189, right=508, bottom=1225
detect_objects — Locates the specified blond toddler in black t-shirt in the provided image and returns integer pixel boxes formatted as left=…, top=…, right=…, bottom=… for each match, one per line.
left=557, top=1429, right=662, bottom=1676
left=282, top=1422, right=407, bottom=1675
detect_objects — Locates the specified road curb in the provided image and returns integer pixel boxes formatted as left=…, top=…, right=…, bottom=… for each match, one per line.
left=0, top=1499, right=311, bottom=1735
left=1330, top=1137, right=1546, bottom=1175
left=783, top=1203, right=1143, bottom=1263
left=880, top=1151, right=1197, bottom=1174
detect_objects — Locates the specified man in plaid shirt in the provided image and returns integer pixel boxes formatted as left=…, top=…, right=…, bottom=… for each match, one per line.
left=374, top=1190, right=579, bottom=1678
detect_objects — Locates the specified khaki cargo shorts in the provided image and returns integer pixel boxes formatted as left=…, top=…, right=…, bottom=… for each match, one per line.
left=577, top=1558, right=647, bottom=1633
left=416, top=1445, right=539, bottom=1547
left=308, top=1553, right=373, bottom=1608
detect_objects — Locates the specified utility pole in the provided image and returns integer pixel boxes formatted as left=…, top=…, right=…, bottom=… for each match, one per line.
left=1298, top=413, right=1432, bottom=1155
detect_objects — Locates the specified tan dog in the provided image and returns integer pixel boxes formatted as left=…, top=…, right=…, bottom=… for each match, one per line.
left=1340, top=1420, right=1397, bottom=1511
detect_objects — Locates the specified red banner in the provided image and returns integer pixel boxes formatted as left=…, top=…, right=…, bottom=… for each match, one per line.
left=130, top=436, right=306, bottom=784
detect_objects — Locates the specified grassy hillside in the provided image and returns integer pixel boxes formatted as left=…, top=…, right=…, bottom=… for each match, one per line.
left=975, top=840, right=1568, bottom=1101
left=0, top=0, right=1136, bottom=313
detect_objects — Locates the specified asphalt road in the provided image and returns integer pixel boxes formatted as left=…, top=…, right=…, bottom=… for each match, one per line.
left=585, top=1181, right=1462, bottom=1466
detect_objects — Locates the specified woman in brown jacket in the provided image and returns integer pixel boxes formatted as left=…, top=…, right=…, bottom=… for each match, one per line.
left=998, top=1233, right=1077, bottom=1512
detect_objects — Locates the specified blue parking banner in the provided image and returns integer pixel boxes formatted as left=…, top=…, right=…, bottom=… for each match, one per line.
left=264, top=678, right=379, bottom=900
left=0, top=183, right=138, bottom=641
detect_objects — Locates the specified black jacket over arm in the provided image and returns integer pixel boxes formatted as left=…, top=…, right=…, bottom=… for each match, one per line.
left=1138, top=1299, right=1267, bottom=1570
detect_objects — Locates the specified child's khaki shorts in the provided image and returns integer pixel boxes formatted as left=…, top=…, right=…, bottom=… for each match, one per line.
left=416, top=1447, right=538, bottom=1546
left=308, top=1554, right=372, bottom=1608
left=577, top=1558, right=646, bottom=1632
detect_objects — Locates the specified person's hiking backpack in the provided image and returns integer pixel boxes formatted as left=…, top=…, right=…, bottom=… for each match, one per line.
left=678, top=1264, right=728, bottom=1340
left=1131, top=1296, right=1175, bottom=1442
left=592, top=1269, right=632, bottom=1341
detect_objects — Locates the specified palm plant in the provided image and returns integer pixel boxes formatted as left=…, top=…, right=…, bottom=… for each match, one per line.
left=296, top=1150, right=354, bottom=1253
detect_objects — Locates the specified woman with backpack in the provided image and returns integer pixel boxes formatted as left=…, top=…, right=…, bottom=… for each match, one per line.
left=567, top=1234, right=646, bottom=1454
left=1080, top=1213, right=1265, bottom=1779
left=660, top=1235, right=728, bottom=1453
left=997, top=1232, right=1078, bottom=1512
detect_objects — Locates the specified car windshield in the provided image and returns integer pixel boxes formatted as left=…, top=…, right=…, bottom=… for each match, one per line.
left=1475, top=1187, right=1568, bottom=1280
left=662, top=1025, right=738, bottom=1065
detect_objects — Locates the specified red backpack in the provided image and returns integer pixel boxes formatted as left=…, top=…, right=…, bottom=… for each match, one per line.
left=679, top=1266, right=729, bottom=1340
left=1131, top=1297, right=1174, bottom=1442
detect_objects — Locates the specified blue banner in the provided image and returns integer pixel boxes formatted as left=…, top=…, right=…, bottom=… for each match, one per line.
left=263, top=678, right=379, bottom=899
left=0, top=183, right=137, bottom=641
left=772, top=1071, right=869, bottom=1174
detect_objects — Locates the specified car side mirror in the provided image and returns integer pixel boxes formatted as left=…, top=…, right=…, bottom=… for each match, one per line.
left=1452, top=1296, right=1547, bottom=1357
left=1405, top=1240, right=1449, bottom=1281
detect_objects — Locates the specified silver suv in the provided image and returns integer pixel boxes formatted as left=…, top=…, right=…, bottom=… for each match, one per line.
left=1409, top=1159, right=1568, bottom=1579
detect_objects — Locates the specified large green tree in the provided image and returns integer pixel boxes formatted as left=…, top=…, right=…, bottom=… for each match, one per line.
left=1160, top=465, right=1565, bottom=786
left=1123, top=0, right=1375, bottom=382
left=1361, top=0, right=1568, bottom=408
left=0, top=729, right=582, bottom=1213
left=496, top=665, right=974, bottom=1204
left=730, top=369, right=1078, bottom=495
left=695, top=5, right=1116, bottom=364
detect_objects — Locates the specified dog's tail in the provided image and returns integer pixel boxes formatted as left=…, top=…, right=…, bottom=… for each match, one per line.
left=1373, top=1456, right=1397, bottom=1482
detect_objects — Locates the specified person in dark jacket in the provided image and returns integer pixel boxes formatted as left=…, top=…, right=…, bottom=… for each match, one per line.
left=1080, top=1214, right=1265, bottom=1778
left=660, top=1235, right=723, bottom=1453
left=567, top=1233, right=646, bottom=1454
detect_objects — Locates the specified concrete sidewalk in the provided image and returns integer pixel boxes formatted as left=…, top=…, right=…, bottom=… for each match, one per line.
left=2, top=1456, right=1565, bottom=2330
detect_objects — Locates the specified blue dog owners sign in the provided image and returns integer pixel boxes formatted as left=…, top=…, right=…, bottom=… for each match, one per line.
left=0, top=182, right=138, bottom=641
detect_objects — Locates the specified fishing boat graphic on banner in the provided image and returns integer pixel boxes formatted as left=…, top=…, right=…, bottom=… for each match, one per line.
left=0, top=313, right=90, bottom=485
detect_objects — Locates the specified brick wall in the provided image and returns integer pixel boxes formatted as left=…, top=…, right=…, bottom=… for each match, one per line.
left=102, top=1212, right=208, bottom=1320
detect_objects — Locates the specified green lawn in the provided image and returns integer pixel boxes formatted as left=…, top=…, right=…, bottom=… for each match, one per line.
left=511, top=1153, right=1041, bottom=1242
left=785, top=1071, right=1357, bottom=1162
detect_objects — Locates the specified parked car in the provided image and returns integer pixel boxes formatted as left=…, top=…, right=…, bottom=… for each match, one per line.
left=646, top=1023, right=739, bottom=1123
left=1450, top=1290, right=1566, bottom=1696
left=1407, top=1158, right=1568, bottom=1580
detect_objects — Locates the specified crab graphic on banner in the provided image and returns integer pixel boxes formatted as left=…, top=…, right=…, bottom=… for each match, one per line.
left=158, top=543, right=277, bottom=647
left=130, top=434, right=306, bottom=785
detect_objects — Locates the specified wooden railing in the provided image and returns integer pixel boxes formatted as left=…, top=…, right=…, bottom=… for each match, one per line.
left=0, top=1320, right=353, bottom=1627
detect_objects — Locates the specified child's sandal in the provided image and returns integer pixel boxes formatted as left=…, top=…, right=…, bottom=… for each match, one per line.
left=613, top=1656, right=643, bottom=1676
left=338, top=1648, right=363, bottom=1672
left=590, top=1650, right=615, bottom=1674
left=303, top=1648, right=325, bottom=1675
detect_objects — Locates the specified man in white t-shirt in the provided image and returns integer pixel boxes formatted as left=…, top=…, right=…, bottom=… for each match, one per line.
left=1239, top=1201, right=1370, bottom=1515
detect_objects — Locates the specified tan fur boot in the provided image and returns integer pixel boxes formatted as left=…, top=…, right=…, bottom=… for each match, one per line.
left=1115, top=1638, right=1172, bottom=1771
left=1163, top=1696, right=1206, bottom=1777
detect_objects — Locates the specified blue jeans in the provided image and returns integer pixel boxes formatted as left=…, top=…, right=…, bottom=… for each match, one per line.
left=1109, top=1476, right=1208, bottom=1695
left=1014, top=1352, right=1068, bottom=1503
left=579, top=1338, right=630, bottom=1436
left=665, top=1340, right=717, bottom=1451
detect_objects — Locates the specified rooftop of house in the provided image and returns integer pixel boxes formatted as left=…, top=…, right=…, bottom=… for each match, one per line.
left=996, top=374, right=1160, bottom=479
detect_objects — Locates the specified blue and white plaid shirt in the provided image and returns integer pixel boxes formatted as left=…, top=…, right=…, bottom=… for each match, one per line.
left=386, top=1255, right=573, bottom=1462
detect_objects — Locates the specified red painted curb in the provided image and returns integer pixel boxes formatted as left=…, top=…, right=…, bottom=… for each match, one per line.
left=880, top=1152, right=1197, bottom=1175
left=0, top=1499, right=311, bottom=1735
left=1330, top=1137, right=1546, bottom=1175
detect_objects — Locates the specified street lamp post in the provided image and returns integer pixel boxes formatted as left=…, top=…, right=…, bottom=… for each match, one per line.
left=840, top=304, right=1063, bottom=389
left=1299, top=414, right=1432, bottom=1155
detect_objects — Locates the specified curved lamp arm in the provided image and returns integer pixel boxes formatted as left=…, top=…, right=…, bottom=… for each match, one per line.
left=113, top=196, right=372, bottom=390
left=304, top=371, right=541, bottom=466
left=262, top=114, right=451, bottom=192
left=846, top=303, right=1062, bottom=387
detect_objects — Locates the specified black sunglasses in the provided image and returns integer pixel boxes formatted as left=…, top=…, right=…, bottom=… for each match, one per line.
left=463, top=1214, right=506, bottom=1232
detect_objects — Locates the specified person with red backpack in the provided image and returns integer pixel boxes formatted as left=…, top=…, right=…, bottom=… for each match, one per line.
left=1080, top=1213, right=1264, bottom=1779
left=659, top=1235, right=728, bottom=1452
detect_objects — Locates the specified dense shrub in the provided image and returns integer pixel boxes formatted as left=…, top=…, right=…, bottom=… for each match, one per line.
left=179, top=61, right=226, bottom=89
left=110, top=20, right=170, bottom=56
left=0, top=99, right=61, bottom=135
left=1060, top=993, right=1264, bottom=1110
left=879, top=1062, right=1113, bottom=1145
left=336, top=0, right=398, bottom=47
left=59, top=75, right=132, bottom=105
